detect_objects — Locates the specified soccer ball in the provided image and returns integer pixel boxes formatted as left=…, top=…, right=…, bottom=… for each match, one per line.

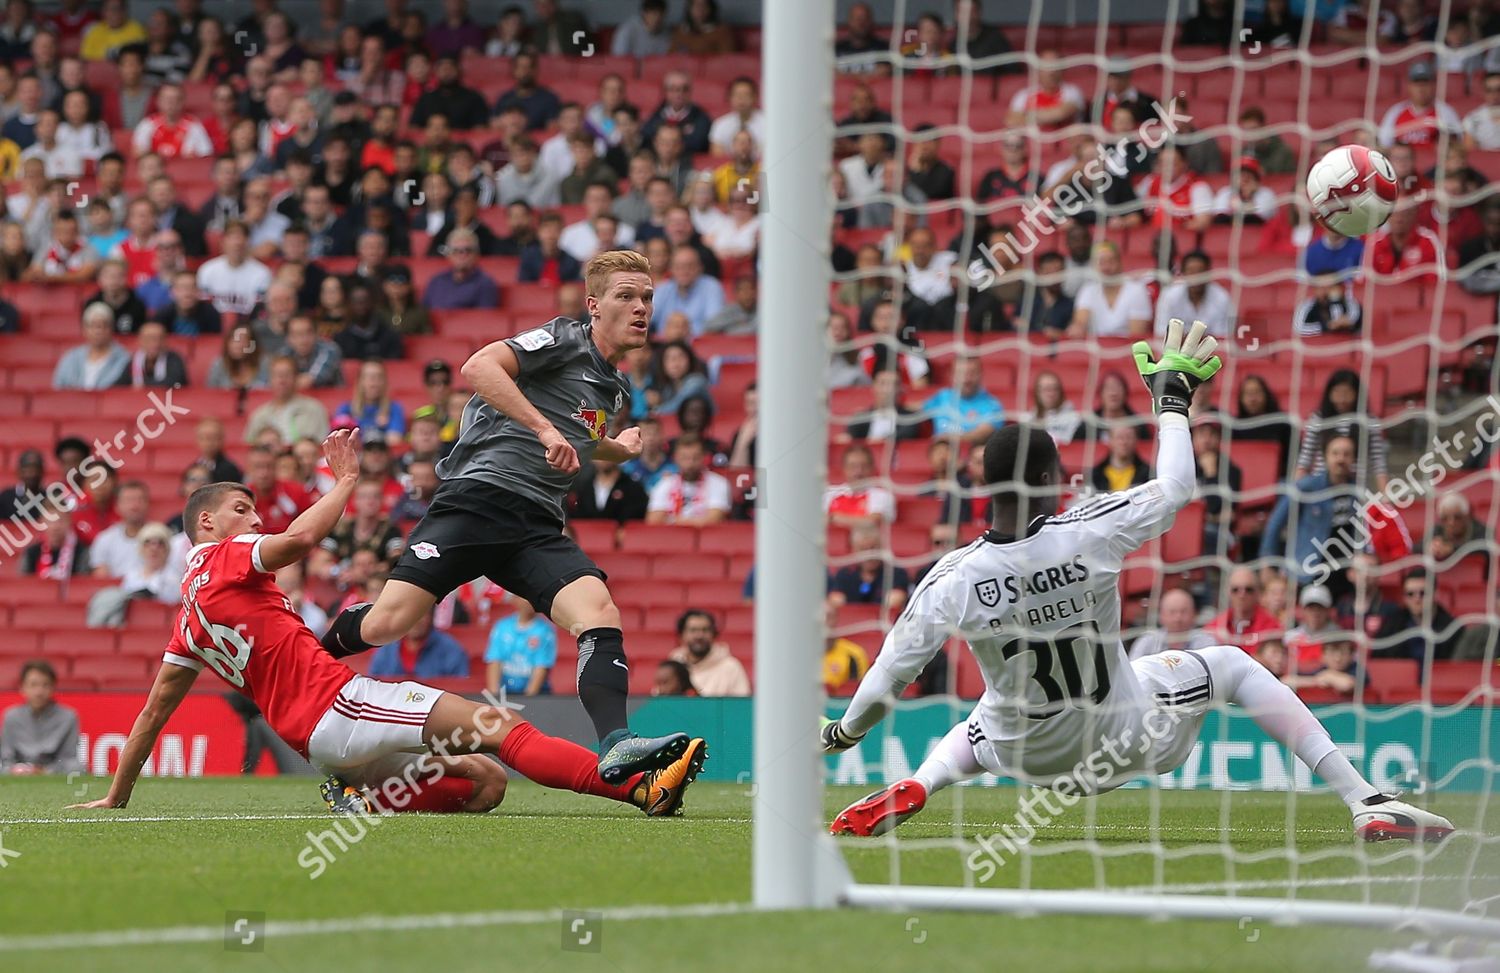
left=1305, top=145, right=1400, bottom=237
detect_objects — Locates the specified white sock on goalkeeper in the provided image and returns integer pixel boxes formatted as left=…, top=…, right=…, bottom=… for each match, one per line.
left=1197, top=644, right=1382, bottom=809
left=909, top=645, right=1382, bottom=810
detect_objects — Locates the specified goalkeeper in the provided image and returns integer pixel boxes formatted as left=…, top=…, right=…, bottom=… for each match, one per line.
left=821, top=321, right=1453, bottom=845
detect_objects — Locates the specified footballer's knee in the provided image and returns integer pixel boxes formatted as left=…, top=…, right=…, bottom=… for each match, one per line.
left=361, top=582, right=436, bottom=645
left=552, top=577, right=622, bottom=635
left=471, top=704, right=520, bottom=748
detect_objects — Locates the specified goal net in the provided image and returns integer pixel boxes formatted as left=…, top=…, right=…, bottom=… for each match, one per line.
left=759, top=0, right=1500, bottom=950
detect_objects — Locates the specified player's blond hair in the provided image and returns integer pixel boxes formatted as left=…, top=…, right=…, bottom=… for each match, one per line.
left=584, top=249, right=651, bottom=299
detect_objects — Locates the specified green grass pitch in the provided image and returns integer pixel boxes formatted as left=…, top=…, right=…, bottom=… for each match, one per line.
left=0, top=777, right=1494, bottom=972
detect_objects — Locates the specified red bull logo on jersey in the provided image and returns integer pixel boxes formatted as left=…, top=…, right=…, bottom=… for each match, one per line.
left=571, top=399, right=607, bottom=441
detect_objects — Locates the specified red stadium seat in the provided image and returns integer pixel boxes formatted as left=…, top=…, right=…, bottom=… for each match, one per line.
left=651, top=553, right=727, bottom=582
left=618, top=524, right=699, bottom=556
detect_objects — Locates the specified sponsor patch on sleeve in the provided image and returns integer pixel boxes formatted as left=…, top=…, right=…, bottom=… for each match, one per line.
left=1129, top=482, right=1164, bottom=505
left=513, top=328, right=557, bottom=352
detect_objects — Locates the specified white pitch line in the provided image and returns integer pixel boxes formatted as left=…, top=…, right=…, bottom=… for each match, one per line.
left=0, top=901, right=755, bottom=954
left=1116, top=874, right=1500, bottom=895
left=0, top=812, right=755, bottom=825
left=0, top=814, right=1406, bottom=837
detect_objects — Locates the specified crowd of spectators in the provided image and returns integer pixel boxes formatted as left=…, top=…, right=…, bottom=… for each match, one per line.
left=0, top=0, right=1495, bottom=710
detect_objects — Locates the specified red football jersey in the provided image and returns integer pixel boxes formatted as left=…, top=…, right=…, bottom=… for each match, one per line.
left=163, top=534, right=355, bottom=754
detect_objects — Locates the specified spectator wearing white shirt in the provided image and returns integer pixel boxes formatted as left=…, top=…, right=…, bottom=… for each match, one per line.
left=89, top=481, right=152, bottom=580
left=686, top=175, right=731, bottom=240
left=1154, top=250, right=1234, bottom=338
left=837, top=132, right=891, bottom=210
left=646, top=436, right=731, bottom=525
left=1069, top=241, right=1152, bottom=338
left=1463, top=71, right=1500, bottom=151
left=1212, top=157, right=1278, bottom=224
left=18, top=110, right=82, bottom=179
left=539, top=103, right=603, bottom=181
left=903, top=227, right=958, bottom=330
left=709, top=77, right=766, bottom=154
left=1378, top=61, right=1462, bottom=148
left=196, top=221, right=272, bottom=315
left=56, top=91, right=111, bottom=164
left=1005, top=48, right=1085, bottom=130
left=560, top=183, right=637, bottom=262
left=704, top=190, right=760, bottom=261
left=113, top=523, right=180, bottom=604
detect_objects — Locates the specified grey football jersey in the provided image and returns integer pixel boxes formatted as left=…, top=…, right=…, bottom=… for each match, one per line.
left=435, top=317, right=630, bottom=521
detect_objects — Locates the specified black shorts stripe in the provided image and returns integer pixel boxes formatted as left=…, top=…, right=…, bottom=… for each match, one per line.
left=1182, top=649, right=1216, bottom=701
left=1156, top=687, right=1210, bottom=706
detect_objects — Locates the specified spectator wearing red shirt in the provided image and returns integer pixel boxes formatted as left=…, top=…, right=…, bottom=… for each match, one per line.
left=47, top=0, right=98, bottom=50
left=1005, top=48, right=1085, bottom=130
left=518, top=212, right=584, bottom=285
left=823, top=443, right=896, bottom=529
left=200, top=84, right=239, bottom=155
left=1368, top=202, right=1447, bottom=284
left=71, top=466, right=120, bottom=548
left=357, top=103, right=400, bottom=175
left=111, top=197, right=160, bottom=288
left=131, top=83, right=212, bottom=159
left=1209, top=566, right=1285, bottom=651
left=1426, top=170, right=1483, bottom=259
left=243, top=445, right=311, bottom=535
left=258, top=82, right=297, bottom=158
left=1378, top=61, right=1461, bottom=148
left=349, top=439, right=408, bottom=516
left=1136, top=143, right=1213, bottom=231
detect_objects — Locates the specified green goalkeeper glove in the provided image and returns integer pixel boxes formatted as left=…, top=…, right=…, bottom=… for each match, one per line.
left=819, top=717, right=864, bottom=754
left=1132, top=318, right=1223, bottom=417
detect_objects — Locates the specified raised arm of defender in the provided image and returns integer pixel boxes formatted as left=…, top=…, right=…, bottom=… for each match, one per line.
left=257, top=429, right=363, bottom=572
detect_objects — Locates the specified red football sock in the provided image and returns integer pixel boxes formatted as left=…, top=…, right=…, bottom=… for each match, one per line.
left=497, top=720, right=642, bottom=804
left=384, top=775, right=475, bottom=813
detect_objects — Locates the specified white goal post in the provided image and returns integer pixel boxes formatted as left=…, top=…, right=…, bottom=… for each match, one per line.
left=753, top=0, right=1500, bottom=943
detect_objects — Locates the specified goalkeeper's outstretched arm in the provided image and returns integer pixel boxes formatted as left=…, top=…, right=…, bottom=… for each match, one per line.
left=1111, top=318, right=1225, bottom=550
left=823, top=585, right=957, bottom=752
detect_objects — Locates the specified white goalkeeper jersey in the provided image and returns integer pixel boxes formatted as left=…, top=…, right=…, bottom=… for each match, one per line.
left=842, top=414, right=1198, bottom=785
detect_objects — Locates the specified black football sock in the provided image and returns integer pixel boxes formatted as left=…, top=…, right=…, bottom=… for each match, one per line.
left=321, top=603, right=377, bottom=659
left=576, top=627, right=630, bottom=746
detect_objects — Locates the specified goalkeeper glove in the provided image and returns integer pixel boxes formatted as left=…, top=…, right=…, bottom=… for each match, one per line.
left=819, top=717, right=864, bottom=754
left=1132, top=318, right=1223, bottom=417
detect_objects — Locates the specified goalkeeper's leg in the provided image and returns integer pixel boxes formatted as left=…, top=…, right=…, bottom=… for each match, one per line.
left=831, top=713, right=985, bottom=836
left=1170, top=645, right=1455, bottom=843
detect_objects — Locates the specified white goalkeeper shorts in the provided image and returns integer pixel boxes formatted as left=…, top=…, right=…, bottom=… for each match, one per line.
left=306, top=675, right=444, bottom=773
left=968, top=648, right=1217, bottom=795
